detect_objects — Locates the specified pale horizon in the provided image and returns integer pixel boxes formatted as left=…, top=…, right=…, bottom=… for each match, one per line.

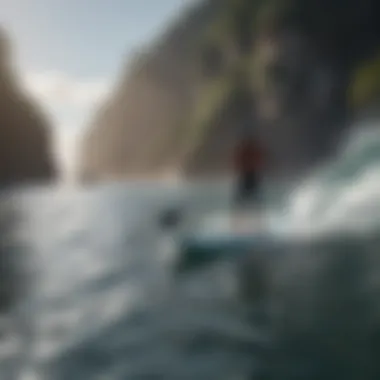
left=1, top=0, right=195, bottom=181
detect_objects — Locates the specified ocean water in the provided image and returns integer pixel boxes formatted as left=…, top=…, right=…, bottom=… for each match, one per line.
left=0, top=121, right=380, bottom=379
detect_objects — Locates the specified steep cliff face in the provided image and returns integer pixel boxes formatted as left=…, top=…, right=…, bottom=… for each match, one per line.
left=79, top=0, right=227, bottom=181
left=184, top=0, right=380, bottom=181
left=79, top=0, right=380, bottom=182
left=0, top=29, right=56, bottom=186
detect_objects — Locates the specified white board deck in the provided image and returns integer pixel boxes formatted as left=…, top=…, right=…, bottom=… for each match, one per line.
left=195, top=211, right=265, bottom=237
left=181, top=211, right=269, bottom=256
left=176, top=211, right=277, bottom=272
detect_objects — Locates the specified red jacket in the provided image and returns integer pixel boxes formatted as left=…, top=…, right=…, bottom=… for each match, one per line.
left=234, top=140, right=265, bottom=172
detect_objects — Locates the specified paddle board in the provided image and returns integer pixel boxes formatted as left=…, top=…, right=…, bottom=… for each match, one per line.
left=175, top=211, right=271, bottom=273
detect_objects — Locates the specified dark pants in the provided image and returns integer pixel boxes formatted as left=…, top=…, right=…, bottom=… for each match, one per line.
left=235, top=171, right=260, bottom=208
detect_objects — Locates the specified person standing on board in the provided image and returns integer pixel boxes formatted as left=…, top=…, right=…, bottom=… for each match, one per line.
left=233, top=136, right=266, bottom=213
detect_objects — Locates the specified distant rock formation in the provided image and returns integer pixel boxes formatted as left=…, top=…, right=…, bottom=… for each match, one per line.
left=0, top=28, right=56, bottom=187
left=79, top=0, right=380, bottom=183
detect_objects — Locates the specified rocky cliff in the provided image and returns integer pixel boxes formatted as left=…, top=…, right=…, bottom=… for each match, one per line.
left=79, top=0, right=380, bottom=182
left=0, top=28, right=56, bottom=187
left=79, top=0, right=227, bottom=181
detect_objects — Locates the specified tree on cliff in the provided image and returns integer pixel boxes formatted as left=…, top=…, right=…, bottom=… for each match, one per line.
left=0, top=28, right=56, bottom=186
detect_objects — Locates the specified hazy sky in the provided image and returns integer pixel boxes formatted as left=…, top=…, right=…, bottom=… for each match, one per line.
left=1, top=0, right=194, bottom=175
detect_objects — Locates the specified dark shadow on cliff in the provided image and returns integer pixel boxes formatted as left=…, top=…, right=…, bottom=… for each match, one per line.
left=0, top=27, right=56, bottom=190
